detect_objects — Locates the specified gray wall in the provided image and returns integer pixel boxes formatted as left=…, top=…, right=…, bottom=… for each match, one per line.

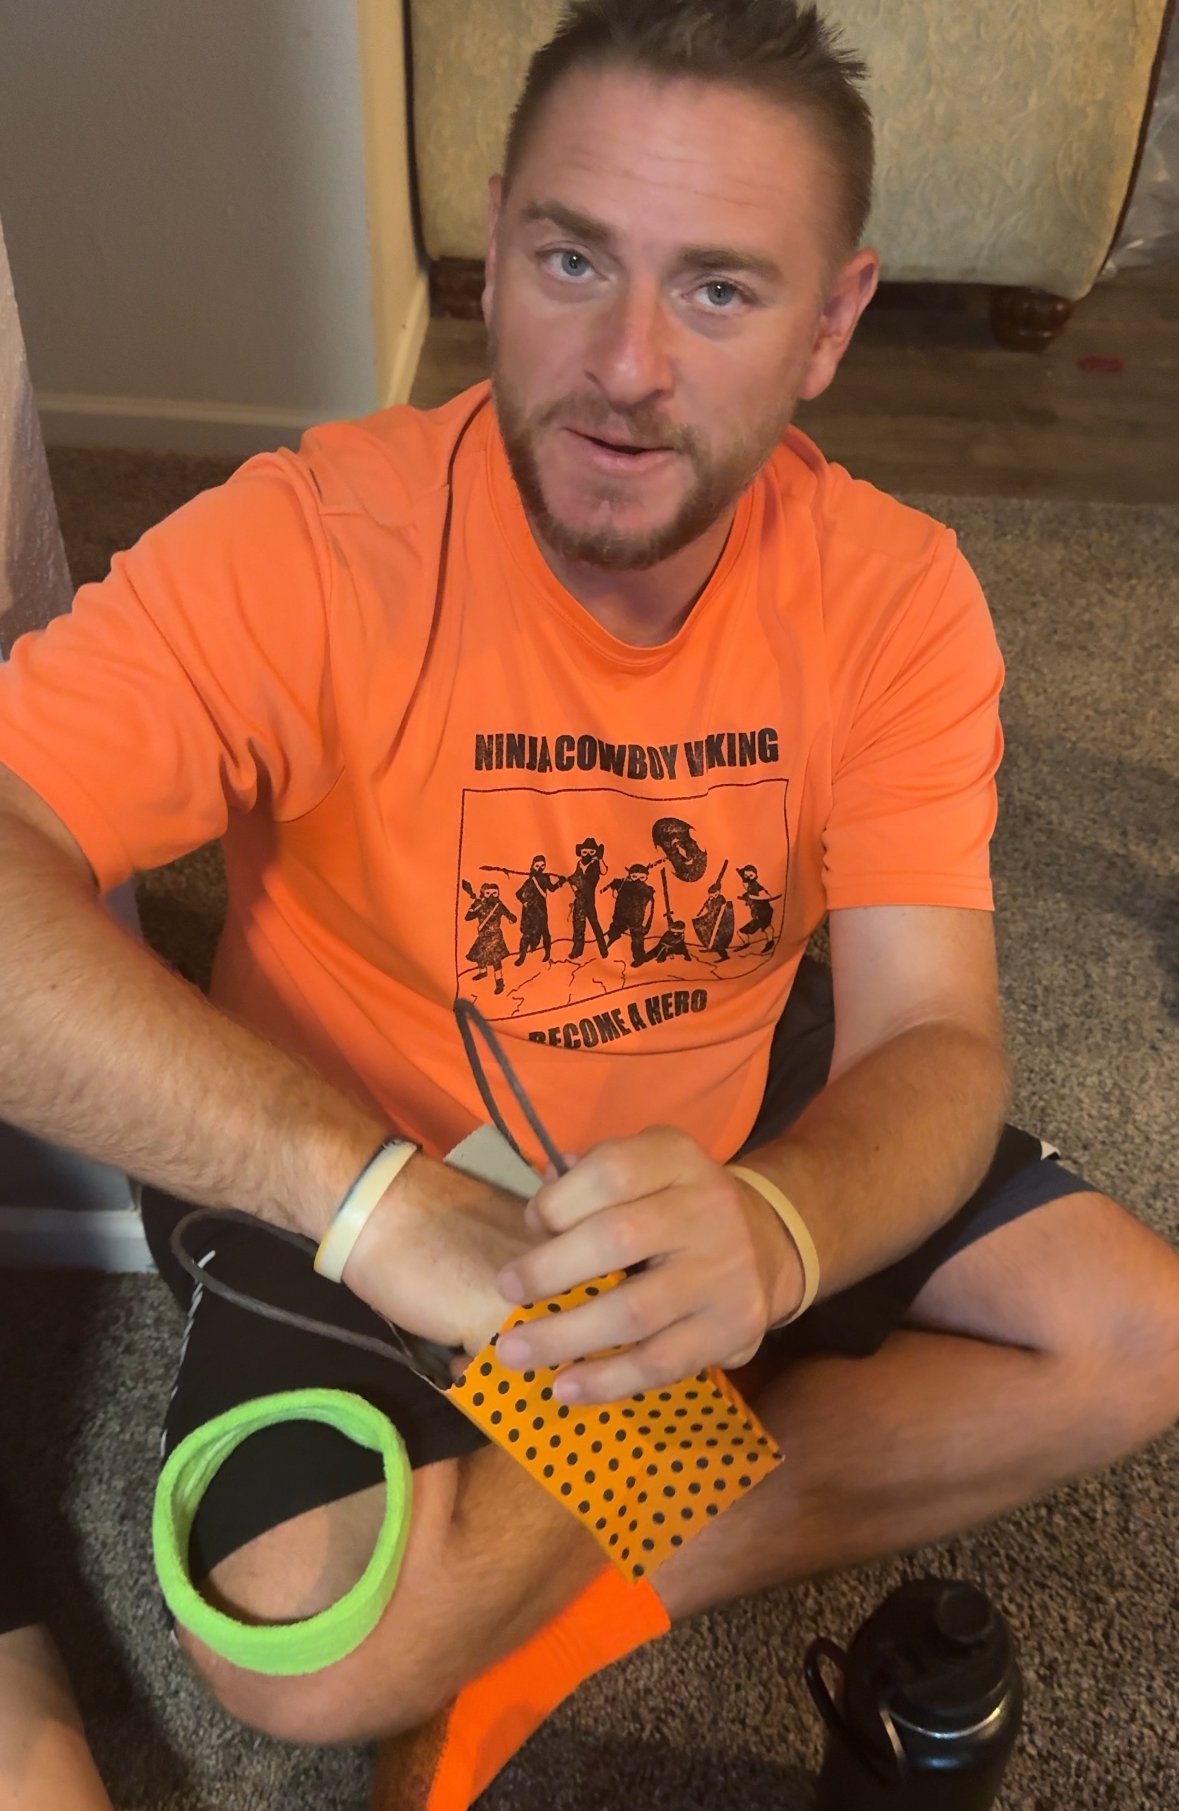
left=0, top=0, right=383, bottom=446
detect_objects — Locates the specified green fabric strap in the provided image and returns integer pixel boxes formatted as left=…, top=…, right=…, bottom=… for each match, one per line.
left=152, top=1388, right=412, bottom=1677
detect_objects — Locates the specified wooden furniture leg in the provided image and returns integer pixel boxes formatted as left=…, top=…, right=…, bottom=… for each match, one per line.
left=990, top=287, right=1076, bottom=351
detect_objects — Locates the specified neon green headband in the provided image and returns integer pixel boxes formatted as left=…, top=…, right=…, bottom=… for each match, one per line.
left=152, top=1389, right=411, bottom=1676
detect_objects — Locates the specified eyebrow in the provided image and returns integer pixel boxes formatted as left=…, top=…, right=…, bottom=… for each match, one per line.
left=520, top=200, right=784, bottom=286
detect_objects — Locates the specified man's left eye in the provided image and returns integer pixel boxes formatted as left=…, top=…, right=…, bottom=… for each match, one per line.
left=698, top=280, right=745, bottom=310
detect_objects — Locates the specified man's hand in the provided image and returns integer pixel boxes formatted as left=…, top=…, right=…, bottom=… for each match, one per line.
left=342, top=1155, right=546, bottom=1358
left=489, top=1126, right=805, bottom=1403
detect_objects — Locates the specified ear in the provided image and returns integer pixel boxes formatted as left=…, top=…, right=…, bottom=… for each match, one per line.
left=797, top=247, right=880, bottom=403
left=483, top=175, right=504, bottom=330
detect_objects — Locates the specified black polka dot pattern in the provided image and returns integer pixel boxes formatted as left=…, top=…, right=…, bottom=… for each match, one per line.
left=447, top=1271, right=783, bottom=1579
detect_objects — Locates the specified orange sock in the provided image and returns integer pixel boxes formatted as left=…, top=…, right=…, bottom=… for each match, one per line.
left=375, top=1565, right=671, bottom=1810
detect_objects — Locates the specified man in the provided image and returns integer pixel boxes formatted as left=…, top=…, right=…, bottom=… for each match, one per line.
left=604, top=861, right=656, bottom=963
left=513, top=855, right=566, bottom=964
left=461, top=878, right=518, bottom=994
left=692, top=859, right=736, bottom=960
left=0, top=4, right=1175, bottom=1809
left=736, top=861, right=778, bottom=953
left=567, top=835, right=609, bottom=958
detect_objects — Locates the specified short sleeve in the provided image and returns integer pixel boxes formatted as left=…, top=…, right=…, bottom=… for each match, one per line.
left=0, top=452, right=339, bottom=893
left=823, top=533, right=1004, bottom=912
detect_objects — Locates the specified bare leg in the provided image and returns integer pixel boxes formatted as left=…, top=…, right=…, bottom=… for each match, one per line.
left=658, top=1190, right=1179, bottom=1618
left=444, top=1192, right=1179, bottom=1636
left=0, top=1625, right=112, bottom=1811
left=184, top=1194, right=1179, bottom=1740
left=657, top=1329, right=1116, bottom=1619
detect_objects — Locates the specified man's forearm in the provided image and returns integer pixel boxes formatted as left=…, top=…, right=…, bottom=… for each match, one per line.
left=742, top=1021, right=1012, bottom=1315
left=0, top=811, right=385, bottom=1239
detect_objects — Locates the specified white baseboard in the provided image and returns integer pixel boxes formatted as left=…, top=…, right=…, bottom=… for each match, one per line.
left=0, top=1125, right=151, bottom=1272
left=36, top=392, right=320, bottom=458
left=0, top=1205, right=154, bottom=1272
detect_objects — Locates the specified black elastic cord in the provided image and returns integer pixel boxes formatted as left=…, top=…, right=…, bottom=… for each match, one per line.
left=162, top=1000, right=565, bottom=1390
left=453, top=996, right=568, bottom=1178
left=166, top=1207, right=456, bottom=1390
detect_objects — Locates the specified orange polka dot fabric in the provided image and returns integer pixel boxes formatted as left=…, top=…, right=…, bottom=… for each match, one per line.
left=445, top=1273, right=784, bottom=1581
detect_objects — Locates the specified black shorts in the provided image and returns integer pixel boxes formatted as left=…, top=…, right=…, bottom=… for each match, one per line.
left=142, top=957, right=1098, bottom=1582
left=0, top=1492, right=41, bottom=1637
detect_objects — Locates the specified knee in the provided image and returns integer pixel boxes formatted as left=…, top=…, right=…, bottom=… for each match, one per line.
left=1073, top=1201, right=1179, bottom=1448
left=1125, top=1273, right=1179, bottom=1441
left=174, top=1464, right=464, bottom=1744
left=177, top=1623, right=444, bottom=1745
left=178, top=1626, right=340, bottom=1744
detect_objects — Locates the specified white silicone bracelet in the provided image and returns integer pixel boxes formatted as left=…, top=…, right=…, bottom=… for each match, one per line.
left=727, top=1164, right=821, bottom=1325
left=314, top=1141, right=419, bottom=1283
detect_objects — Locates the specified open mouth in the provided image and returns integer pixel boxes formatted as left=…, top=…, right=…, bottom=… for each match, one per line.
left=567, top=428, right=676, bottom=467
left=582, top=433, right=665, bottom=455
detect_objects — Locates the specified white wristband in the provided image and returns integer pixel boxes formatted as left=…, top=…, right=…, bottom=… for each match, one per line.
left=314, top=1141, right=419, bottom=1284
left=727, top=1164, right=821, bottom=1325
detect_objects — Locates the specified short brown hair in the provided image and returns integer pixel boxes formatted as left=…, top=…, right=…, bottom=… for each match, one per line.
left=503, top=0, right=875, bottom=259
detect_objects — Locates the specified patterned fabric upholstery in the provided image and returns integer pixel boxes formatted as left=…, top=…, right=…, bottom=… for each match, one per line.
left=410, top=0, right=1168, bottom=297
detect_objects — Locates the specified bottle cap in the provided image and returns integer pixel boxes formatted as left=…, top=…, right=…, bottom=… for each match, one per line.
left=848, top=1577, right=1019, bottom=1739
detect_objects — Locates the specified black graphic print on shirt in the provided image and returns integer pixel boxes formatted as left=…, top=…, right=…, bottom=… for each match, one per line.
left=453, top=775, right=789, bottom=1021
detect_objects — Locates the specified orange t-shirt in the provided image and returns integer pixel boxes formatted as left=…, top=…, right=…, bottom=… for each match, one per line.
left=0, top=383, right=1003, bottom=1167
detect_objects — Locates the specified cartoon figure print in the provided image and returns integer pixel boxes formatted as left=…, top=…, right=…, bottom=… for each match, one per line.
left=461, top=879, right=518, bottom=994
left=692, top=860, right=736, bottom=962
left=454, top=780, right=788, bottom=1009
left=481, top=855, right=570, bottom=965
left=736, top=863, right=778, bottom=954
left=568, top=836, right=609, bottom=960
left=640, top=866, right=691, bottom=965
left=604, top=863, right=656, bottom=964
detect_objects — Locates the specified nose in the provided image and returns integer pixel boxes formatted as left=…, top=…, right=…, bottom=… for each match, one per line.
left=585, top=278, right=674, bottom=413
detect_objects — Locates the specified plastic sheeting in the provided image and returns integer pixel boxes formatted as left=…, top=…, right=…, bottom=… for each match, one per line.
left=1104, top=5, right=1179, bottom=274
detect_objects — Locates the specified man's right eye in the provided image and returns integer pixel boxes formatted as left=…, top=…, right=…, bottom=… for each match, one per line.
left=544, top=248, right=593, bottom=280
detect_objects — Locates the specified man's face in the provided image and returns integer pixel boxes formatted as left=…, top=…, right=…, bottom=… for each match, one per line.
left=485, top=66, right=876, bottom=571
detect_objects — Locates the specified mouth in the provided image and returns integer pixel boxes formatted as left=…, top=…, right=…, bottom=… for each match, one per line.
left=582, top=431, right=666, bottom=453
left=563, top=427, right=678, bottom=473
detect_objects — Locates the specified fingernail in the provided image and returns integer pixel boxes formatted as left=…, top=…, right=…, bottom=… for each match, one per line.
left=553, top=1374, right=581, bottom=1403
left=497, top=1334, right=531, bottom=1366
left=498, top=1269, right=523, bottom=1300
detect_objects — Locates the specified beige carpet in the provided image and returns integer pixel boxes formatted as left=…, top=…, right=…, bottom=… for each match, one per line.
left=0, top=450, right=1173, bottom=1809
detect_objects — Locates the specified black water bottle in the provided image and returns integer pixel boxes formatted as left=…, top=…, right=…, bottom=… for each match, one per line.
left=804, top=1577, right=1024, bottom=1809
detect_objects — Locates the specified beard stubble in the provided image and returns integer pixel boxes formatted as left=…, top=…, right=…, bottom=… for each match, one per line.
left=491, top=354, right=796, bottom=572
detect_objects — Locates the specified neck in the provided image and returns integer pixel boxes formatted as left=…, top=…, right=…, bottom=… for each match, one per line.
left=530, top=509, right=737, bottom=648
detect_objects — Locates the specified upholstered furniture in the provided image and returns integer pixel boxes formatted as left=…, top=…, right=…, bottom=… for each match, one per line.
left=409, top=0, right=1172, bottom=347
